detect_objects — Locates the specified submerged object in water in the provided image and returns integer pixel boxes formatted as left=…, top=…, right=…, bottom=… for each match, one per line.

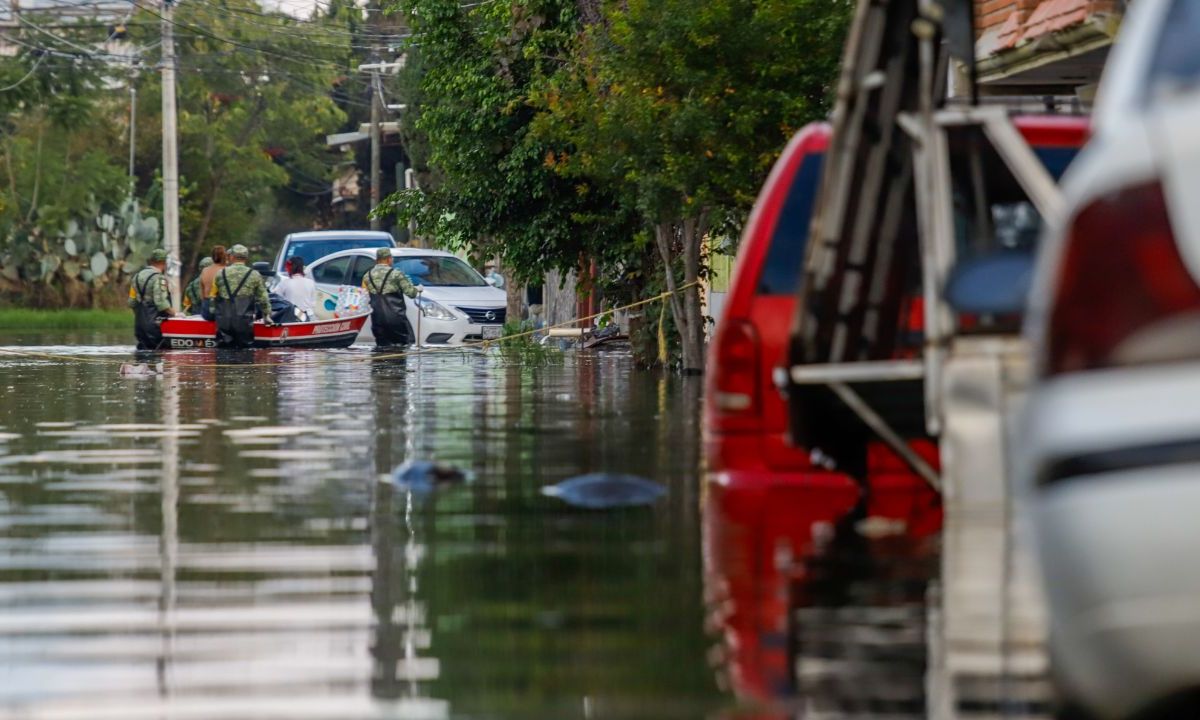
left=542, top=473, right=666, bottom=509
left=119, top=362, right=163, bottom=378
left=388, top=460, right=466, bottom=494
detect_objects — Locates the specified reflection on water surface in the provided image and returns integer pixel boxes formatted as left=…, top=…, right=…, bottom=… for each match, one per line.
left=0, top=336, right=716, bottom=719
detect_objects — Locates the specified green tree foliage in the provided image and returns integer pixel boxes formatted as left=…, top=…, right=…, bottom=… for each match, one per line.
left=377, top=0, right=638, bottom=284
left=130, top=0, right=350, bottom=269
left=0, top=42, right=152, bottom=305
left=0, top=3, right=361, bottom=305
left=532, top=0, right=850, bottom=370
left=381, top=0, right=847, bottom=369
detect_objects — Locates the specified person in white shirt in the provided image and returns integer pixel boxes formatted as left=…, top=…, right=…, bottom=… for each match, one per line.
left=275, top=257, right=318, bottom=320
left=483, top=262, right=505, bottom=289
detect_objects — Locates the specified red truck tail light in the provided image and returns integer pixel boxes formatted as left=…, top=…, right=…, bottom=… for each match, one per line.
left=1046, top=181, right=1200, bottom=375
left=710, top=319, right=761, bottom=429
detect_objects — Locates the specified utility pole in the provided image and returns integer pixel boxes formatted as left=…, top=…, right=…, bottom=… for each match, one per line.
left=160, top=0, right=181, bottom=312
left=369, top=67, right=382, bottom=230
left=360, top=60, right=404, bottom=230
left=128, top=83, right=136, bottom=191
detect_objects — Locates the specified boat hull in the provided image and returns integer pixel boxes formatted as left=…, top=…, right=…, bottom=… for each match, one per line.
left=159, top=313, right=370, bottom=350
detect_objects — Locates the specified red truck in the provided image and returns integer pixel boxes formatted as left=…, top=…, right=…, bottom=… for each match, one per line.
left=703, top=116, right=1089, bottom=701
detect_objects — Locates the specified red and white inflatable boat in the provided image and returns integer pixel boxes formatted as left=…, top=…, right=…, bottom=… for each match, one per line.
left=159, top=312, right=371, bottom=349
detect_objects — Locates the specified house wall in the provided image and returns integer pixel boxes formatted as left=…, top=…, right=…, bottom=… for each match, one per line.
left=975, top=0, right=1119, bottom=50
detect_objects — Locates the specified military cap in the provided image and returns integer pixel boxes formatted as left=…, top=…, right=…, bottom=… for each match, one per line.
left=375, top=247, right=393, bottom=260
left=229, top=244, right=249, bottom=257
left=149, top=249, right=168, bottom=263
left=199, top=257, right=214, bottom=269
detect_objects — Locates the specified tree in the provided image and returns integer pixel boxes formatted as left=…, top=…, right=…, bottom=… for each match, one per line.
left=532, top=0, right=850, bottom=371
left=0, top=3, right=363, bottom=305
left=377, top=0, right=638, bottom=285
left=130, top=0, right=350, bottom=268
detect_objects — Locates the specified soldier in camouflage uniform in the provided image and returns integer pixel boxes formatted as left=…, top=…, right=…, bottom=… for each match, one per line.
left=127, top=248, right=176, bottom=350
left=183, top=257, right=213, bottom=315
left=208, top=244, right=273, bottom=348
left=362, top=246, right=421, bottom=347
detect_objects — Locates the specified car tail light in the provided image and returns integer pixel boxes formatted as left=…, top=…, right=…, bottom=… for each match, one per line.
left=1046, top=181, right=1200, bottom=375
left=710, top=319, right=761, bottom=429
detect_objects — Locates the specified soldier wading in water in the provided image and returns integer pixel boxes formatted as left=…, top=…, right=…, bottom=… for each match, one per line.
left=127, top=249, right=177, bottom=350
left=208, top=244, right=273, bottom=348
left=362, top=247, right=421, bottom=347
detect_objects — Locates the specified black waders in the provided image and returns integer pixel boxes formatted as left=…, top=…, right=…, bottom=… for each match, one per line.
left=367, top=268, right=414, bottom=347
left=133, top=271, right=166, bottom=351
left=214, top=270, right=257, bottom=349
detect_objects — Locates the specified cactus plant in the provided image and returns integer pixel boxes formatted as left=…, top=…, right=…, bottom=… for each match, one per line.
left=0, top=194, right=162, bottom=295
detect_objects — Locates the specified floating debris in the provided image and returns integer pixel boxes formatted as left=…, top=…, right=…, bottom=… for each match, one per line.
left=541, top=473, right=666, bottom=509
left=387, top=460, right=467, bottom=494
left=119, top=362, right=163, bottom=378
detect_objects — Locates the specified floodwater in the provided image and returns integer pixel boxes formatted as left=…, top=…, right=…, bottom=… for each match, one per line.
left=0, top=332, right=1053, bottom=719
left=0, top=333, right=715, bottom=719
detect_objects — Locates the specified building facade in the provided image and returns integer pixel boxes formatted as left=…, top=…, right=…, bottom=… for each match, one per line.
left=974, top=0, right=1125, bottom=98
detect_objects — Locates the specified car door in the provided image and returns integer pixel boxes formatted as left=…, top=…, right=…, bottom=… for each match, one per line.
left=309, top=255, right=354, bottom=317
left=347, top=255, right=376, bottom=289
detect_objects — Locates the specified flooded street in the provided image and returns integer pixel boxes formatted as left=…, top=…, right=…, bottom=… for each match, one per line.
left=0, top=335, right=717, bottom=719
left=0, top=334, right=1059, bottom=720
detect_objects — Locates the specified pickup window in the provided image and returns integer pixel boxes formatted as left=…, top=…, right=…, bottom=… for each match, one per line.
left=283, top=237, right=393, bottom=268
left=755, top=153, right=825, bottom=296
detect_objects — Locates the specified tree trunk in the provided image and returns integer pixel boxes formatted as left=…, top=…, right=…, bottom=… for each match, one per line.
left=25, top=121, right=44, bottom=223
left=187, top=99, right=267, bottom=270
left=654, top=218, right=706, bottom=373
left=506, top=277, right=522, bottom=326
left=681, top=214, right=707, bottom=373
left=187, top=182, right=223, bottom=271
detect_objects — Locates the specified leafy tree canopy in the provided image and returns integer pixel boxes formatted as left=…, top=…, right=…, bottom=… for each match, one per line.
left=379, top=0, right=638, bottom=284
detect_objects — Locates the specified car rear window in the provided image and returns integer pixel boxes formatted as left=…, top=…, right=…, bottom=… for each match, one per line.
left=284, top=238, right=393, bottom=267
left=1147, top=0, right=1200, bottom=101
left=756, top=153, right=824, bottom=295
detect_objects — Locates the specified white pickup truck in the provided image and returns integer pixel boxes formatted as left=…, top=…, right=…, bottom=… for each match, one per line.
left=253, top=230, right=397, bottom=279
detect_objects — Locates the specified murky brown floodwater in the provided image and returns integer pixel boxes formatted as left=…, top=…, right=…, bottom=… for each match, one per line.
left=0, top=333, right=718, bottom=719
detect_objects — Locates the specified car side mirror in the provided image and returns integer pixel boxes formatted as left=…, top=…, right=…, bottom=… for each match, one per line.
left=252, top=261, right=275, bottom=277
left=944, top=251, right=1034, bottom=316
left=484, top=276, right=498, bottom=287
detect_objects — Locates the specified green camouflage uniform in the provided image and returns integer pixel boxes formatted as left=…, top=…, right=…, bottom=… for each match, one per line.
left=209, top=262, right=271, bottom=317
left=127, top=266, right=171, bottom=311
left=362, top=263, right=419, bottom=298
left=183, top=277, right=204, bottom=314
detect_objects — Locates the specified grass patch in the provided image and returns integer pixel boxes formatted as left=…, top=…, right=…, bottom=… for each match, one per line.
left=0, top=308, right=130, bottom=330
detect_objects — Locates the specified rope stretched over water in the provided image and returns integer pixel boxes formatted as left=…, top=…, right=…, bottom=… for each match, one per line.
left=0, top=281, right=700, bottom=369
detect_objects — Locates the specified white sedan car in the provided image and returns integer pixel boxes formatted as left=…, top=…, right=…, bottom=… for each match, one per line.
left=1021, top=2, right=1200, bottom=717
left=307, top=247, right=508, bottom=345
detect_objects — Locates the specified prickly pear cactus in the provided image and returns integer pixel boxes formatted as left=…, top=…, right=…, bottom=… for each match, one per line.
left=0, top=194, right=162, bottom=294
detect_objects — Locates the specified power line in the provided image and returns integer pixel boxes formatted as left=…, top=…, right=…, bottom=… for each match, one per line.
left=4, top=29, right=377, bottom=112
left=186, top=0, right=408, bottom=41
left=19, top=13, right=119, bottom=56
left=177, top=1, right=411, bottom=52
left=127, top=0, right=406, bottom=68
left=0, top=52, right=47, bottom=92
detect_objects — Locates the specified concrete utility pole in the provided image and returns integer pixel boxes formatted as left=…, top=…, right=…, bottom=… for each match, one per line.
left=369, top=68, right=382, bottom=230
left=160, top=0, right=181, bottom=312
left=359, top=60, right=403, bottom=230
left=128, top=84, right=136, bottom=190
